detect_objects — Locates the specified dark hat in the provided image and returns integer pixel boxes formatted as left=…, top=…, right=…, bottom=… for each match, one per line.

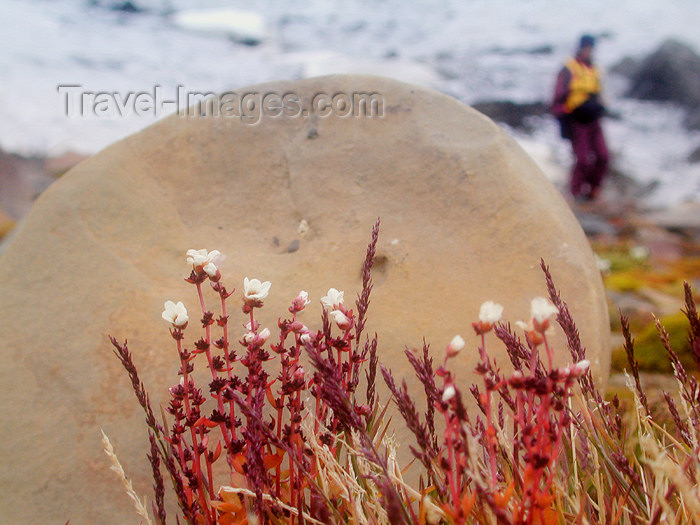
left=579, top=34, right=595, bottom=49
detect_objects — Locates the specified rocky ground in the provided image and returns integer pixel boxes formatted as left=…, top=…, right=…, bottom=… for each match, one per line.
left=567, top=175, right=700, bottom=405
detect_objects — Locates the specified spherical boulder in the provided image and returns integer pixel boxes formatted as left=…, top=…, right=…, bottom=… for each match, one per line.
left=0, top=75, right=609, bottom=524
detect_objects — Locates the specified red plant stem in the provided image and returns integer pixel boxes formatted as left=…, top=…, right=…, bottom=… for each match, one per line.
left=201, top=428, right=215, bottom=498
left=478, top=333, right=499, bottom=489
left=219, top=288, right=238, bottom=443
left=289, top=389, right=304, bottom=521
left=196, top=282, right=234, bottom=474
left=542, top=331, right=554, bottom=372
left=444, top=413, right=460, bottom=507
left=342, top=323, right=354, bottom=388
left=176, top=337, right=213, bottom=524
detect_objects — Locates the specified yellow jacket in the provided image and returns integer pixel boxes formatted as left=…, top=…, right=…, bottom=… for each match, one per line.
left=564, top=58, right=601, bottom=113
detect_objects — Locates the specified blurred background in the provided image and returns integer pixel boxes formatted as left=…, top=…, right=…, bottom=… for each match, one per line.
left=2, top=0, right=700, bottom=377
left=2, top=0, right=700, bottom=207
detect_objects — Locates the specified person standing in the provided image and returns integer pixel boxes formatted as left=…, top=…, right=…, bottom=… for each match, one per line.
left=552, top=34, right=609, bottom=201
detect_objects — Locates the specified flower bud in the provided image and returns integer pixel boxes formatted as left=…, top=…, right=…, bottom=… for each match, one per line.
left=293, top=366, right=305, bottom=382
left=509, top=370, right=525, bottom=388
left=300, top=332, right=314, bottom=347
left=446, top=335, right=465, bottom=358
left=442, top=384, right=456, bottom=403
left=531, top=297, right=558, bottom=333
left=290, top=291, right=311, bottom=313
left=258, top=327, right=271, bottom=344
left=572, top=359, right=590, bottom=377
left=203, top=262, right=221, bottom=282
left=289, top=321, right=307, bottom=333
left=243, top=327, right=270, bottom=347
left=330, top=309, right=352, bottom=330
left=354, top=404, right=371, bottom=416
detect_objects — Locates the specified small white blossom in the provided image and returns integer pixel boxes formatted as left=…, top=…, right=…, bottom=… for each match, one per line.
left=243, top=277, right=271, bottom=301
left=162, top=300, right=189, bottom=328
left=442, top=384, right=456, bottom=403
left=186, top=249, right=220, bottom=268
left=446, top=335, right=465, bottom=357
left=329, top=309, right=351, bottom=330
left=321, top=288, right=344, bottom=310
left=479, top=301, right=504, bottom=324
left=531, top=297, right=558, bottom=325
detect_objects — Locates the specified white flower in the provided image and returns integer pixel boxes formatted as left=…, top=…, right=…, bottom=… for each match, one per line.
left=530, top=297, right=558, bottom=325
left=442, top=384, right=456, bottom=403
left=446, top=335, right=465, bottom=357
left=320, top=288, right=344, bottom=310
left=329, top=309, right=351, bottom=330
left=243, top=277, right=271, bottom=301
left=162, top=300, right=189, bottom=328
left=479, top=300, right=503, bottom=324
left=186, top=249, right=220, bottom=268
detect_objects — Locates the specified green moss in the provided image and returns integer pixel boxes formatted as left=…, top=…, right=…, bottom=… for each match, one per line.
left=611, top=311, right=697, bottom=373
left=604, top=271, right=647, bottom=292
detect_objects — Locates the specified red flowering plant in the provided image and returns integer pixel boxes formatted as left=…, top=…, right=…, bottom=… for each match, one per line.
left=107, top=221, right=700, bottom=524
left=109, top=219, right=414, bottom=525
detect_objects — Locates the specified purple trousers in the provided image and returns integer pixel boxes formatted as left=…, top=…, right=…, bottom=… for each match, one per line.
left=570, top=119, right=609, bottom=198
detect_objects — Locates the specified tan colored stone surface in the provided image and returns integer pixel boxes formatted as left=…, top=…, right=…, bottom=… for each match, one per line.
left=0, top=75, right=609, bottom=524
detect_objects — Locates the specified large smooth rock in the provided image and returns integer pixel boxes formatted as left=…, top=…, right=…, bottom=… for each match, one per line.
left=0, top=75, right=609, bottom=524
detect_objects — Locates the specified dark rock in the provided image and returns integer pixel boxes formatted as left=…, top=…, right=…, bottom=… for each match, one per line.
left=88, top=0, right=146, bottom=13
left=471, top=100, right=548, bottom=130
left=286, top=239, right=300, bottom=253
left=488, top=45, right=554, bottom=56
left=610, top=56, right=639, bottom=78
left=684, top=109, right=700, bottom=131
left=688, top=144, right=700, bottom=164
left=110, top=1, right=143, bottom=13
left=626, top=39, right=700, bottom=109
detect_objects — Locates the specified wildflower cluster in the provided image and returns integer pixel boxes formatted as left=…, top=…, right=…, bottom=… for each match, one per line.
left=111, top=220, right=396, bottom=525
left=109, top=223, right=700, bottom=525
